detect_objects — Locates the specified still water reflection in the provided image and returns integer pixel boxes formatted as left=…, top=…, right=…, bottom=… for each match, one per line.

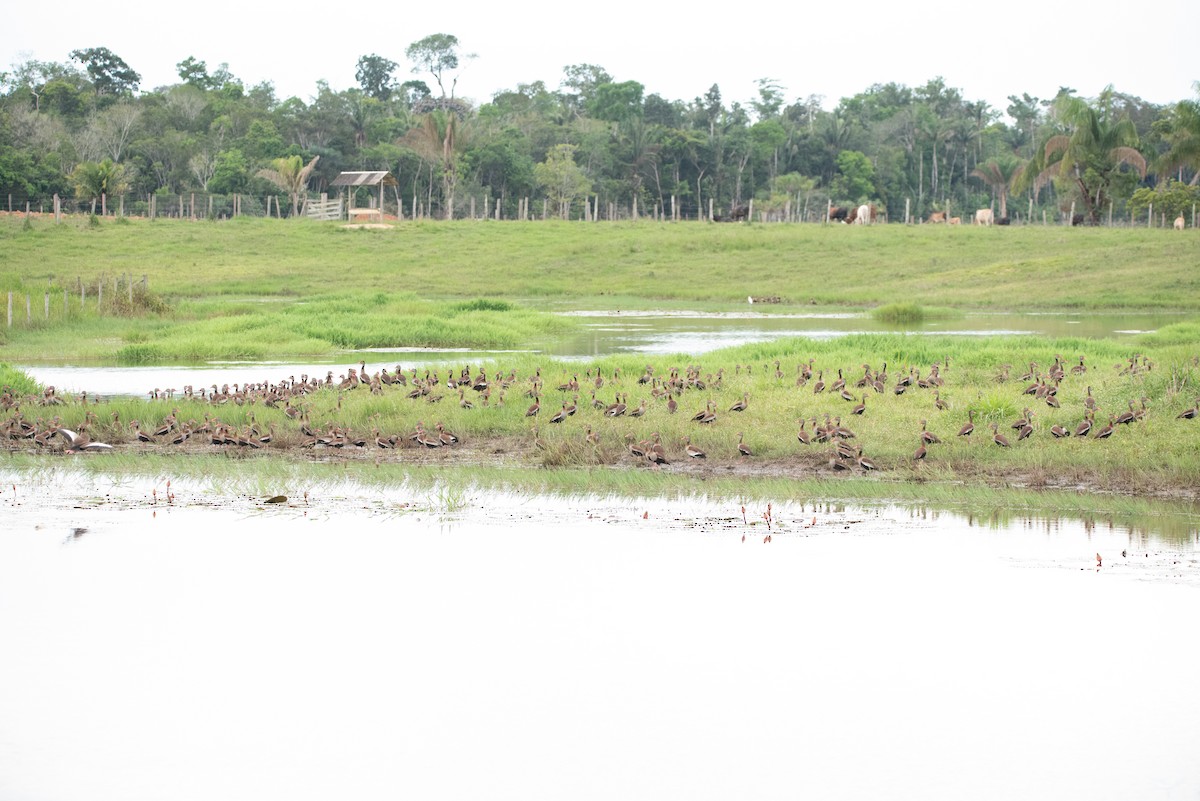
left=1, top=476, right=1197, bottom=801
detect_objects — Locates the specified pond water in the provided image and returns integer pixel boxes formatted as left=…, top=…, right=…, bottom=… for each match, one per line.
left=1, top=475, right=1198, bottom=801
left=14, top=310, right=1184, bottom=398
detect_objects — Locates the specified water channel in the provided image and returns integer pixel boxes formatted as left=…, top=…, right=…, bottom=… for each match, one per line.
left=1, top=476, right=1198, bottom=801
left=15, top=309, right=1185, bottom=398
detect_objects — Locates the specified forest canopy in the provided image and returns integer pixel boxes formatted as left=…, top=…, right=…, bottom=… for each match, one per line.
left=2, top=42, right=1198, bottom=222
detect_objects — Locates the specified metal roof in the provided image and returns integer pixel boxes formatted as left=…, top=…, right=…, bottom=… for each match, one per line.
left=330, top=171, right=398, bottom=187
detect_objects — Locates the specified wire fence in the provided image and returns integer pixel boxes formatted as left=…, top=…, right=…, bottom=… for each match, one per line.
left=1, top=191, right=1195, bottom=228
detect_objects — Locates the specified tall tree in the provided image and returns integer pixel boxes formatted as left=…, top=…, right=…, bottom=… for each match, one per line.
left=405, top=34, right=471, bottom=100
left=534, top=144, right=591, bottom=218
left=1018, top=87, right=1147, bottom=223
left=69, top=47, right=141, bottom=97
left=355, top=54, right=398, bottom=101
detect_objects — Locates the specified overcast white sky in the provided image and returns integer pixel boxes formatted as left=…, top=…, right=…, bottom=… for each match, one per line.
left=5, top=0, right=1197, bottom=121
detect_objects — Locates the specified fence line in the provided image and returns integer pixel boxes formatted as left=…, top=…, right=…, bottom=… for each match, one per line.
left=6, top=275, right=150, bottom=330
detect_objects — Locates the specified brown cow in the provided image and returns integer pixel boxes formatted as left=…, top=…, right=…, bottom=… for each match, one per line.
left=948, top=216, right=962, bottom=225
left=1175, top=215, right=1186, bottom=230
left=828, top=206, right=850, bottom=223
left=927, top=211, right=947, bottom=223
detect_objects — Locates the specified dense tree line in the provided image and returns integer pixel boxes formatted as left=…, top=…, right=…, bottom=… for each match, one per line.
left=2, top=40, right=1198, bottom=222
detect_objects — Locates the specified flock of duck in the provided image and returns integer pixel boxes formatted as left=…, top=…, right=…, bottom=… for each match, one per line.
left=2, top=353, right=1198, bottom=470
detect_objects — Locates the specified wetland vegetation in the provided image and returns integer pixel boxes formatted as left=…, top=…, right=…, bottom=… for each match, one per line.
left=2, top=218, right=1199, bottom=520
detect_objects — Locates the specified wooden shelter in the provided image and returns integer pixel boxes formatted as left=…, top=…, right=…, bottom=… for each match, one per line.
left=329, top=171, right=398, bottom=222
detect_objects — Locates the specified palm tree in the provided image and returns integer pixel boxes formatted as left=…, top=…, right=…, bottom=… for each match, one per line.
left=1155, top=83, right=1200, bottom=185
left=256, top=155, right=320, bottom=217
left=70, top=158, right=129, bottom=214
left=970, top=154, right=1024, bottom=219
left=400, top=110, right=466, bottom=219
left=1016, top=87, right=1146, bottom=224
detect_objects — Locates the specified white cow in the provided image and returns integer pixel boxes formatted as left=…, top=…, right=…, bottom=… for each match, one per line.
left=1175, top=215, right=1186, bottom=230
left=974, top=208, right=994, bottom=226
left=855, top=203, right=872, bottom=225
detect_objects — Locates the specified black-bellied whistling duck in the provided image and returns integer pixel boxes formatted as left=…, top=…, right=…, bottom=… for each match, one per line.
left=934, top=391, right=949, bottom=411
left=130, top=420, right=154, bottom=443
left=729, top=392, right=749, bottom=413
left=1071, top=356, right=1087, bottom=375
left=737, top=432, right=752, bottom=459
left=1133, top=397, right=1149, bottom=422
left=990, top=422, right=1010, bottom=447
left=835, top=439, right=860, bottom=461
left=549, top=404, right=569, bottom=424
left=812, top=371, right=825, bottom=394
left=851, top=396, right=866, bottom=416
left=525, top=395, right=540, bottom=417
left=605, top=393, right=627, bottom=417
left=458, top=389, right=473, bottom=409
left=1017, top=413, right=1034, bottom=441
left=796, top=419, right=811, bottom=445
left=1093, top=414, right=1116, bottom=440
left=585, top=427, right=600, bottom=446
left=699, top=401, right=718, bottom=425
left=1114, top=401, right=1137, bottom=426
left=564, top=395, right=578, bottom=416
left=1084, top=386, right=1096, bottom=410
left=920, top=420, right=940, bottom=445
left=647, top=433, right=669, bottom=466
left=913, top=440, right=927, bottom=461
left=958, top=410, right=975, bottom=438
left=625, top=434, right=646, bottom=459
left=1050, top=424, right=1070, bottom=438
left=628, top=398, right=648, bottom=418
left=1177, top=398, right=1199, bottom=420
left=831, top=369, right=845, bottom=393
left=833, top=417, right=856, bottom=440
left=1011, top=408, right=1031, bottom=430
left=1074, top=412, right=1094, bottom=438
left=682, top=436, right=706, bottom=459
left=434, top=422, right=458, bottom=446
left=1045, top=394, right=1060, bottom=409
left=840, top=387, right=856, bottom=403
left=667, top=395, right=678, bottom=415
left=858, top=453, right=877, bottom=471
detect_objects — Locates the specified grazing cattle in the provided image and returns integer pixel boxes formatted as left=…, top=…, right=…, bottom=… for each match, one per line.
left=854, top=203, right=872, bottom=224
left=828, top=206, right=850, bottom=223
left=1071, top=213, right=1085, bottom=226
left=997, top=216, right=1010, bottom=226
left=927, top=211, right=947, bottom=223
left=948, top=216, right=962, bottom=225
left=974, top=208, right=994, bottom=226
left=729, top=204, right=750, bottom=222
left=845, top=206, right=858, bottom=224
left=1175, top=215, right=1186, bottom=230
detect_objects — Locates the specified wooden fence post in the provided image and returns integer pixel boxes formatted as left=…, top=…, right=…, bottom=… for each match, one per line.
left=25, top=294, right=31, bottom=323
left=44, top=291, right=49, bottom=320
left=905, top=198, right=910, bottom=225
left=1148, top=203, right=1153, bottom=228
left=54, top=193, right=61, bottom=224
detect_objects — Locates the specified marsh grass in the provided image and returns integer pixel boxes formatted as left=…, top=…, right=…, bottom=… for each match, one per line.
left=8, top=331, right=1199, bottom=500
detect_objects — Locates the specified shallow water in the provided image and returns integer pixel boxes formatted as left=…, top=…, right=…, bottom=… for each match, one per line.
left=1, top=476, right=1198, bottom=801
left=15, top=310, right=1184, bottom=397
